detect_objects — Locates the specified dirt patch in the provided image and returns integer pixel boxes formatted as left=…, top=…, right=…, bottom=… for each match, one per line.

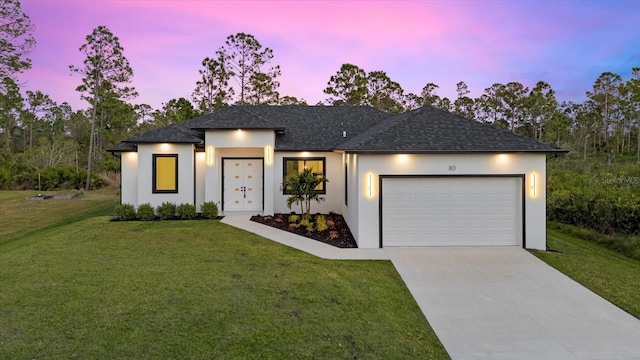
left=250, top=213, right=357, bottom=248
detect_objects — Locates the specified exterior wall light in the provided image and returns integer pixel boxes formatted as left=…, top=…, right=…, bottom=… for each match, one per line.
left=264, top=145, right=273, bottom=166
left=367, top=173, right=373, bottom=198
left=531, top=173, right=537, bottom=198
left=206, top=146, right=214, bottom=166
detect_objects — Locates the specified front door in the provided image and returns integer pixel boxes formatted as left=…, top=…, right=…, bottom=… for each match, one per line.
left=223, top=159, right=263, bottom=211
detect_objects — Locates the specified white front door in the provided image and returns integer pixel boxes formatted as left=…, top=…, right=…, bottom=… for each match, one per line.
left=223, top=159, right=263, bottom=211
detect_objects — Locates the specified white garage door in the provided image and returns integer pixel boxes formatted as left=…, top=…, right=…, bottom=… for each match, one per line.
left=382, top=177, right=521, bottom=247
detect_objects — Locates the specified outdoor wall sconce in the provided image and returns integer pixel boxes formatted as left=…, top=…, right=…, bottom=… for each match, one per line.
left=206, top=146, right=214, bottom=166
left=367, top=173, right=373, bottom=198
left=531, top=173, right=537, bottom=198
left=264, top=145, right=273, bottom=166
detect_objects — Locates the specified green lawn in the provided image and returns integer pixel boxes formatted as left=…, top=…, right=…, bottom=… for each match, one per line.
left=0, top=190, right=118, bottom=242
left=0, top=192, right=449, bottom=359
left=531, top=228, right=640, bottom=319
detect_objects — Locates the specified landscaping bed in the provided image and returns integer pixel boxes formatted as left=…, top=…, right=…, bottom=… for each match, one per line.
left=250, top=213, right=358, bottom=248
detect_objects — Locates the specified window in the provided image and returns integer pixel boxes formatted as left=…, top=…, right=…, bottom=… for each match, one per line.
left=153, top=154, right=178, bottom=193
left=283, top=157, right=326, bottom=194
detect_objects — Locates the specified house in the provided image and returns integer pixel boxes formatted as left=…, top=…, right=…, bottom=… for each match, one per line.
left=109, top=105, right=566, bottom=249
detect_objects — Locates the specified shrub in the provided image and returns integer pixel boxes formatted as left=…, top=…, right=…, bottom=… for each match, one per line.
left=114, top=203, right=136, bottom=221
left=157, top=202, right=176, bottom=220
left=300, top=218, right=313, bottom=229
left=137, top=203, right=156, bottom=221
left=282, top=168, right=328, bottom=217
left=177, top=203, right=196, bottom=220
left=316, top=215, right=328, bottom=232
left=289, top=214, right=300, bottom=223
left=200, top=201, right=219, bottom=219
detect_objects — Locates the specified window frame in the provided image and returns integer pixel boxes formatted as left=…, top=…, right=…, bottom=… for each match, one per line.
left=282, top=157, right=326, bottom=195
left=152, top=154, right=179, bottom=193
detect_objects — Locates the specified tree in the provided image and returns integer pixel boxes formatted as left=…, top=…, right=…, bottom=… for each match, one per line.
left=70, top=25, right=136, bottom=190
left=192, top=53, right=232, bottom=113
left=324, top=64, right=407, bottom=112
left=366, top=70, right=405, bottom=113
left=0, top=77, right=22, bottom=152
left=0, top=0, right=35, bottom=86
left=526, top=81, right=558, bottom=140
left=453, top=81, right=475, bottom=119
left=626, top=67, right=640, bottom=162
left=152, top=97, right=200, bottom=128
left=23, top=90, right=55, bottom=149
left=587, top=72, right=622, bottom=147
left=436, top=97, right=452, bottom=112
left=476, top=84, right=504, bottom=125
left=419, top=83, right=441, bottom=106
left=194, top=33, right=280, bottom=107
left=221, top=33, right=280, bottom=104
left=279, top=95, right=307, bottom=105
left=500, top=82, right=529, bottom=133
left=324, top=63, right=368, bottom=105
left=245, top=70, right=281, bottom=105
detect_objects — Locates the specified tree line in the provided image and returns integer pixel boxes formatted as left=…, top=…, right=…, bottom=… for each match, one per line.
left=1, top=0, right=640, bottom=190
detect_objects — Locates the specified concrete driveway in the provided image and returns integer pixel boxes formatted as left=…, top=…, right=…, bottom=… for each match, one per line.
left=385, top=247, right=640, bottom=360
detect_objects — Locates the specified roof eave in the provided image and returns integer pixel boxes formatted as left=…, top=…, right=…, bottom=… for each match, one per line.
left=337, top=149, right=569, bottom=155
left=122, top=140, right=203, bottom=144
left=192, top=126, right=285, bottom=131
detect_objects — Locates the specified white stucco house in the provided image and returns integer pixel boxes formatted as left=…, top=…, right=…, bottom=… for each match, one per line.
left=109, top=105, right=566, bottom=249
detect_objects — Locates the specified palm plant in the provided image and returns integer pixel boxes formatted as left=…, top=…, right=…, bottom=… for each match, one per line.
left=283, top=168, right=328, bottom=218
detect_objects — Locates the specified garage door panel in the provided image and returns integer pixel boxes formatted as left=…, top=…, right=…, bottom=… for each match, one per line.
left=382, top=177, right=521, bottom=247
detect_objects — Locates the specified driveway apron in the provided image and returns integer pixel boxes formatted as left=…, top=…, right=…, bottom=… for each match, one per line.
left=385, top=247, right=640, bottom=360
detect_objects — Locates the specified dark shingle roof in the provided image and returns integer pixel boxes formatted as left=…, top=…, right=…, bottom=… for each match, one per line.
left=241, top=105, right=390, bottom=151
left=185, top=105, right=390, bottom=151
left=115, top=105, right=566, bottom=154
left=123, top=124, right=203, bottom=144
left=107, top=142, right=137, bottom=152
left=185, top=106, right=284, bottom=130
left=336, top=106, right=567, bottom=153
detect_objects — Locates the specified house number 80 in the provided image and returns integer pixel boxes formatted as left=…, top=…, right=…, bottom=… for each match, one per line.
left=449, top=165, right=456, bottom=171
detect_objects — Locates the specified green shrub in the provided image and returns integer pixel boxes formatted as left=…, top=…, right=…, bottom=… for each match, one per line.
left=299, top=218, right=313, bottom=229
left=289, top=214, right=300, bottom=223
left=157, top=202, right=176, bottom=220
left=137, top=203, right=156, bottom=221
left=316, top=215, right=328, bottom=232
left=200, top=201, right=219, bottom=219
left=114, top=203, right=136, bottom=221
left=177, top=203, right=196, bottom=220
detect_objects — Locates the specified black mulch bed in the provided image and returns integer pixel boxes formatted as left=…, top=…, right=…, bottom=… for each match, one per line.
left=250, top=213, right=358, bottom=248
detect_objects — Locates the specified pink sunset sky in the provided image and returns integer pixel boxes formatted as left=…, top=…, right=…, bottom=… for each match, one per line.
left=20, top=0, right=640, bottom=111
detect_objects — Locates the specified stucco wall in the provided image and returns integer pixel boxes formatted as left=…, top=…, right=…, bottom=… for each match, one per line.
left=120, top=151, right=139, bottom=208
left=273, top=151, right=345, bottom=215
left=195, top=152, right=205, bottom=211
left=137, top=143, right=195, bottom=209
left=343, top=153, right=360, bottom=242
left=204, top=130, right=275, bottom=214
left=351, top=153, right=547, bottom=250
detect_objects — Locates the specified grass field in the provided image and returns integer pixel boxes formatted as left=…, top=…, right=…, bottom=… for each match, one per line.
left=0, top=191, right=449, bottom=359
left=0, top=190, right=118, bottom=242
left=532, top=228, right=640, bottom=319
